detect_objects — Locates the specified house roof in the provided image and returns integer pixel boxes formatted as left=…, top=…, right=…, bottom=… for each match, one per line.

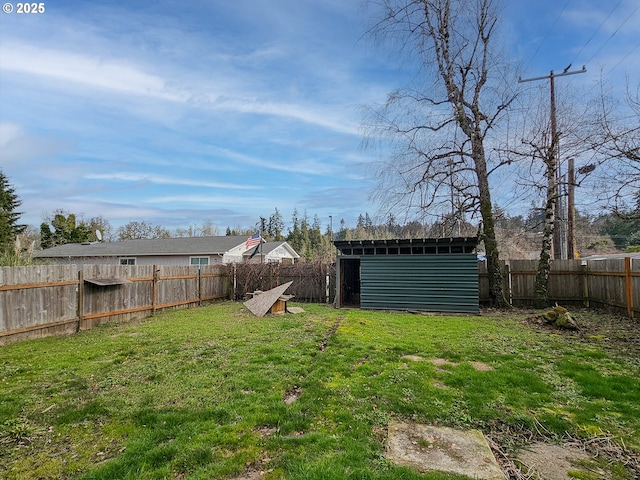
left=241, top=241, right=300, bottom=258
left=34, top=236, right=250, bottom=258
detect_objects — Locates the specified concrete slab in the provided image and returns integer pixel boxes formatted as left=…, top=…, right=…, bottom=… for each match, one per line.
left=386, top=421, right=504, bottom=480
left=516, top=443, right=592, bottom=480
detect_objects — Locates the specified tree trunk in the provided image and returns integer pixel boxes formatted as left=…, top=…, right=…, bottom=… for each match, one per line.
left=472, top=137, right=505, bottom=306
left=534, top=141, right=558, bottom=308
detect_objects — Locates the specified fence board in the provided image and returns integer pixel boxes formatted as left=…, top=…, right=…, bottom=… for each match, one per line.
left=81, top=265, right=155, bottom=329
left=0, top=265, right=78, bottom=334
left=478, top=261, right=510, bottom=304
left=200, top=265, right=231, bottom=302
left=157, top=266, right=197, bottom=309
left=633, top=259, right=640, bottom=317
left=587, top=259, right=629, bottom=316
left=509, top=260, right=536, bottom=305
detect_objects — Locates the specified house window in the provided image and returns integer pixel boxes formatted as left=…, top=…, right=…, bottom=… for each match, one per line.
left=190, top=257, right=210, bottom=266
left=120, top=257, right=136, bottom=265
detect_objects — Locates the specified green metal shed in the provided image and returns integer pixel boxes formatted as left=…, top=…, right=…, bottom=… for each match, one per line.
left=334, top=237, right=479, bottom=314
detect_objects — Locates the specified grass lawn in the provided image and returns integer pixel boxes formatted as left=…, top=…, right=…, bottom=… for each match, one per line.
left=1, top=302, right=639, bottom=479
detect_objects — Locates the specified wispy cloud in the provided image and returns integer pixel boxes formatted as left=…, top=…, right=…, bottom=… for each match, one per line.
left=0, top=122, right=70, bottom=166
left=1, top=44, right=185, bottom=101
left=86, top=173, right=259, bottom=190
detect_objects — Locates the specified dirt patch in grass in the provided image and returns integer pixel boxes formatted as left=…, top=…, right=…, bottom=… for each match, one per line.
left=401, top=354, right=424, bottom=362
left=520, top=308, right=640, bottom=363
left=319, top=316, right=342, bottom=352
left=470, top=361, right=494, bottom=371
left=431, top=357, right=457, bottom=367
left=404, top=356, right=493, bottom=372
left=283, top=385, right=302, bottom=405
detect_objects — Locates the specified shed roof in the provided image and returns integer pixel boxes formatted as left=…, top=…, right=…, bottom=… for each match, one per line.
left=334, top=237, right=478, bottom=255
left=34, top=236, right=249, bottom=258
left=334, top=237, right=478, bottom=248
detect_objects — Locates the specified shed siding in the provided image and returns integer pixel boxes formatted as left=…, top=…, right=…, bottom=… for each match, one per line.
left=360, top=255, right=478, bottom=313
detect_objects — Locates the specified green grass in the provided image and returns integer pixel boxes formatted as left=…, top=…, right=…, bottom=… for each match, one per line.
left=1, top=303, right=639, bottom=479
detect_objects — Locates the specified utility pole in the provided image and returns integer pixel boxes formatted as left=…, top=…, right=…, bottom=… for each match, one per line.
left=519, top=66, right=586, bottom=259
left=567, top=157, right=576, bottom=259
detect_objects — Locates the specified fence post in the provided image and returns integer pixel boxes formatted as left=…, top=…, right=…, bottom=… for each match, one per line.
left=581, top=260, right=589, bottom=308
left=77, top=270, right=84, bottom=332
left=233, top=263, right=237, bottom=300
left=198, top=266, right=202, bottom=306
left=325, top=263, right=330, bottom=303
left=502, top=262, right=512, bottom=305
left=152, top=265, right=158, bottom=315
left=626, top=257, right=634, bottom=319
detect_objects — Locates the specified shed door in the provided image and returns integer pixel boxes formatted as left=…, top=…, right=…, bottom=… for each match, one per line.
left=360, top=255, right=478, bottom=314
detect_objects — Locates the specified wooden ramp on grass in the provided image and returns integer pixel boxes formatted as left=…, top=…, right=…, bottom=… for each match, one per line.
left=243, top=281, right=293, bottom=317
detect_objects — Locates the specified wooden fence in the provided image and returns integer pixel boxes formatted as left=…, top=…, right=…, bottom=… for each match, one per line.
left=1, top=264, right=230, bottom=345
left=1, top=258, right=636, bottom=344
left=479, top=258, right=639, bottom=317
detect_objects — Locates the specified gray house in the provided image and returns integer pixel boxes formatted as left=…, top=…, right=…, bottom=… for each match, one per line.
left=35, top=236, right=300, bottom=268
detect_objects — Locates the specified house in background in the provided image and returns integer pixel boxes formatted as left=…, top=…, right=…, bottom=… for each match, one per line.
left=34, top=236, right=300, bottom=268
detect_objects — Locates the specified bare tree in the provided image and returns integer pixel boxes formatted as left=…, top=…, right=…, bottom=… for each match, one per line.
left=174, top=220, right=220, bottom=237
left=590, top=83, right=640, bottom=217
left=502, top=126, right=559, bottom=307
left=117, top=221, right=171, bottom=240
left=498, top=84, right=592, bottom=306
left=364, top=0, right=516, bottom=305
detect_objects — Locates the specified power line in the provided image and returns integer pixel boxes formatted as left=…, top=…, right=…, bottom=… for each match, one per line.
left=570, top=0, right=624, bottom=66
left=608, top=39, right=640, bottom=75
left=525, top=0, right=571, bottom=70
left=585, top=1, right=640, bottom=65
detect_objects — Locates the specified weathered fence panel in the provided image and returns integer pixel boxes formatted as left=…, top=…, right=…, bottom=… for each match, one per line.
left=200, top=265, right=232, bottom=303
left=633, top=258, right=640, bottom=318
left=81, top=265, right=155, bottom=329
left=508, top=260, right=535, bottom=306
left=508, top=259, right=587, bottom=307
left=0, top=265, right=79, bottom=341
left=157, top=266, right=198, bottom=310
left=586, top=258, right=639, bottom=317
left=550, top=260, right=586, bottom=305
left=478, top=261, right=510, bottom=305
left=1, top=264, right=230, bottom=344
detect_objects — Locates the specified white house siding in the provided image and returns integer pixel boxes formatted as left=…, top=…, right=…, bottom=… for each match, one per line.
left=269, top=246, right=288, bottom=262
left=223, top=253, right=244, bottom=264
left=135, top=255, right=224, bottom=266
left=46, top=255, right=225, bottom=267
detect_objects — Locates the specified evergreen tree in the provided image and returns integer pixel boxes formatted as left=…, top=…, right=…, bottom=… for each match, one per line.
left=0, top=171, right=26, bottom=249
left=266, top=208, right=285, bottom=241
left=40, top=211, right=99, bottom=248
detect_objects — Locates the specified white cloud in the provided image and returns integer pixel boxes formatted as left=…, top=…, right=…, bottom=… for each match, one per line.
left=1, top=43, right=185, bottom=102
left=0, top=122, right=69, bottom=166
left=85, top=173, right=259, bottom=190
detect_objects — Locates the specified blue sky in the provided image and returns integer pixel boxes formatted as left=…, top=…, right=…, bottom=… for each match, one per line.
left=1, top=0, right=639, bottom=234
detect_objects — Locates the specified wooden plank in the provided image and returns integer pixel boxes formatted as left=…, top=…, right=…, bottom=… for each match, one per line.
left=84, top=278, right=131, bottom=286
left=243, top=281, right=293, bottom=317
